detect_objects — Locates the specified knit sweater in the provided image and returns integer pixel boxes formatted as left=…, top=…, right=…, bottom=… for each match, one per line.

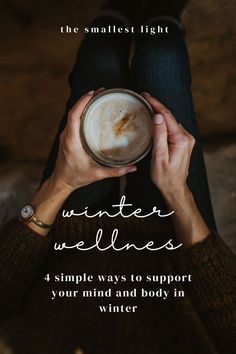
left=0, top=215, right=235, bottom=354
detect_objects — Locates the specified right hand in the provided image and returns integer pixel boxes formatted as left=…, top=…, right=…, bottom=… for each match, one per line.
left=51, top=90, right=137, bottom=192
left=142, top=93, right=195, bottom=198
left=142, top=93, right=210, bottom=248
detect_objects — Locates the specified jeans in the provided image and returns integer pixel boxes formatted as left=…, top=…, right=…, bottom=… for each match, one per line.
left=41, top=17, right=216, bottom=230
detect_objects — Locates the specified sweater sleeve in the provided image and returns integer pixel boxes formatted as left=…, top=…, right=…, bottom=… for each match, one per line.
left=0, top=218, right=52, bottom=322
left=181, top=232, right=236, bottom=353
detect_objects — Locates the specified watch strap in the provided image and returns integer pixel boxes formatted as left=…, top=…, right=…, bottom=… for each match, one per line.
left=31, top=215, right=52, bottom=230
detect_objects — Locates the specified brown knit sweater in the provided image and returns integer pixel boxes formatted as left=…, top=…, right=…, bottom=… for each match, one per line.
left=0, top=215, right=235, bottom=354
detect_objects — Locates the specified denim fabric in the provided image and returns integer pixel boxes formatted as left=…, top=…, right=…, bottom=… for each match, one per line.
left=127, top=23, right=216, bottom=229
left=41, top=18, right=216, bottom=229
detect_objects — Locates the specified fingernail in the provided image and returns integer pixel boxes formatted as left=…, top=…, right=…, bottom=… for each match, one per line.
left=141, top=92, right=151, bottom=97
left=87, top=90, right=95, bottom=95
left=96, top=86, right=106, bottom=92
left=127, top=166, right=137, bottom=173
left=154, top=114, right=164, bottom=125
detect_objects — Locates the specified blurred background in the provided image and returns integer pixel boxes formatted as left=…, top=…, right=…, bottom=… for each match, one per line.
left=0, top=0, right=235, bottom=251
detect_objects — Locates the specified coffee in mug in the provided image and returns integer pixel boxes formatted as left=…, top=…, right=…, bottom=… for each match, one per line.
left=80, top=89, right=153, bottom=167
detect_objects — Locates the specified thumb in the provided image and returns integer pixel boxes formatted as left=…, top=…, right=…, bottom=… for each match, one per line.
left=67, top=90, right=95, bottom=127
left=152, top=114, right=168, bottom=158
left=66, top=90, right=95, bottom=143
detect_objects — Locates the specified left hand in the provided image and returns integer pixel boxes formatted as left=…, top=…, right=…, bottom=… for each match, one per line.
left=51, top=89, right=137, bottom=192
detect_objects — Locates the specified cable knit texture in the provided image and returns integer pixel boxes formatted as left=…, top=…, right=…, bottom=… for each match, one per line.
left=0, top=216, right=235, bottom=354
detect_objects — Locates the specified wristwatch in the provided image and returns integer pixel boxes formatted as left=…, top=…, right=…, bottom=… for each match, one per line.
left=20, top=204, right=52, bottom=230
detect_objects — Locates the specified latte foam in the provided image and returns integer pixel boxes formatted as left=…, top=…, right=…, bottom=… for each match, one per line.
left=82, top=91, right=153, bottom=166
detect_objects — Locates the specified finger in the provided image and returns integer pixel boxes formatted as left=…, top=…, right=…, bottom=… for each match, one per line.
left=95, top=86, right=106, bottom=96
left=152, top=114, right=168, bottom=159
left=142, top=93, right=173, bottom=117
left=67, top=90, right=95, bottom=126
left=178, top=123, right=196, bottom=141
left=66, top=90, right=95, bottom=143
left=142, top=93, right=176, bottom=121
left=142, top=94, right=185, bottom=141
left=98, top=165, right=137, bottom=179
left=178, top=124, right=196, bottom=150
left=178, top=123, right=191, bottom=136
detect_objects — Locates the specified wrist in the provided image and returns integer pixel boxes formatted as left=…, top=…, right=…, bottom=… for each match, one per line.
left=162, top=185, right=210, bottom=248
left=26, top=176, right=72, bottom=237
left=161, top=185, right=193, bottom=209
left=46, top=174, right=76, bottom=195
left=33, top=176, right=73, bottom=210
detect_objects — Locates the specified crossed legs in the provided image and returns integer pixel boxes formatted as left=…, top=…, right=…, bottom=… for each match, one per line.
left=42, top=17, right=216, bottom=229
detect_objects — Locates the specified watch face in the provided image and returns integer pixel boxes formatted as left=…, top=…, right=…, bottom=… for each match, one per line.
left=21, top=205, right=34, bottom=220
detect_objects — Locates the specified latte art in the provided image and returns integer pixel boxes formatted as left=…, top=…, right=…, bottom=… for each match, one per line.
left=80, top=89, right=153, bottom=167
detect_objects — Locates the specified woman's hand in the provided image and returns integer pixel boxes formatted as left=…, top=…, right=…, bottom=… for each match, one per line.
left=52, top=90, right=137, bottom=193
left=142, top=93, right=195, bottom=196
left=143, top=93, right=210, bottom=248
left=26, top=89, right=137, bottom=236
